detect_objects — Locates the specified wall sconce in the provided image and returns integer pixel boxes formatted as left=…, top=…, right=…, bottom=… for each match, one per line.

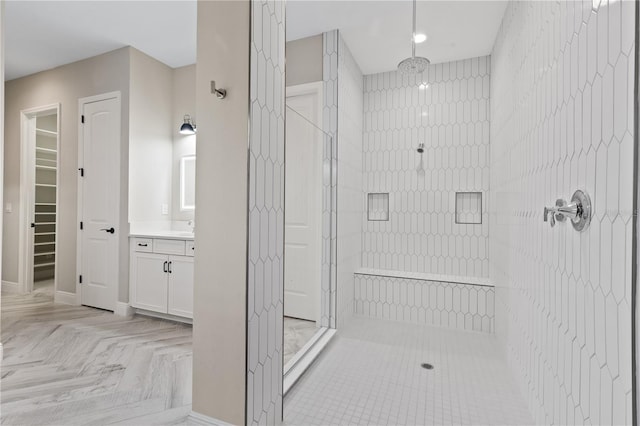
left=179, top=114, right=196, bottom=135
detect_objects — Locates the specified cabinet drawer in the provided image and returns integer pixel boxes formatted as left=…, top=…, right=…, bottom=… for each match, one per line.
left=153, top=239, right=185, bottom=255
left=133, top=238, right=153, bottom=252
left=186, top=241, right=195, bottom=257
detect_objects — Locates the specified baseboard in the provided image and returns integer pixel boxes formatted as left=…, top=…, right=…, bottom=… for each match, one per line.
left=54, top=290, right=77, bottom=305
left=133, top=307, right=193, bottom=324
left=1, top=280, right=21, bottom=294
left=188, top=411, right=234, bottom=425
left=115, top=302, right=135, bottom=317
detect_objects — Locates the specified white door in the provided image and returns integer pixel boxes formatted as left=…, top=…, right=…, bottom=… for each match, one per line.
left=22, top=115, right=37, bottom=292
left=79, top=95, right=120, bottom=311
left=284, top=87, right=323, bottom=321
left=131, top=252, right=168, bottom=313
left=168, top=255, right=194, bottom=318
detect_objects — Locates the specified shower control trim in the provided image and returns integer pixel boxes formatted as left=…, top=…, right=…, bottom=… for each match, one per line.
left=543, top=190, right=591, bottom=232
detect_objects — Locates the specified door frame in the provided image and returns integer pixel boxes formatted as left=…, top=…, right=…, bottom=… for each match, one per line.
left=75, top=91, right=121, bottom=306
left=18, top=103, right=60, bottom=294
left=284, top=81, right=324, bottom=325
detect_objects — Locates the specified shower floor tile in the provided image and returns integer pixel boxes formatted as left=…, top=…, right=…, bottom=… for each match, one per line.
left=284, top=316, right=533, bottom=426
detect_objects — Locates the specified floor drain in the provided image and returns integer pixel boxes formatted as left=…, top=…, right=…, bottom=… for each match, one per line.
left=421, top=363, right=434, bottom=370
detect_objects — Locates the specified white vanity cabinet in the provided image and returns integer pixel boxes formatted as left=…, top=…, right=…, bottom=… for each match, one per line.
left=129, top=237, right=194, bottom=319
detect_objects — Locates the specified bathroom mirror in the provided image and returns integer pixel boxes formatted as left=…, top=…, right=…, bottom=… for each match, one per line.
left=180, top=155, right=196, bottom=211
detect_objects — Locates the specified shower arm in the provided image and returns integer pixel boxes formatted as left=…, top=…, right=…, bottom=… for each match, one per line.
left=411, top=0, right=417, bottom=59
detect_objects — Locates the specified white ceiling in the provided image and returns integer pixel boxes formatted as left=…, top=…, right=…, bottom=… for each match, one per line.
left=5, top=0, right=506, bottom=81
left=286, top=0, right=508, bottom=75
left=5, top=1, right=197, bottom=81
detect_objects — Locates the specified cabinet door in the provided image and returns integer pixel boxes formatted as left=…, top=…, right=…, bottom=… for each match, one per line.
left=167, top=255, right=194, bottom=318
left=131, top=252, right=168, bottom=313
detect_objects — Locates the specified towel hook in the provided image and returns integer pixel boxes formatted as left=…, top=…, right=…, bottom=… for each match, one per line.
left=211, top=81, right=227, bottom=99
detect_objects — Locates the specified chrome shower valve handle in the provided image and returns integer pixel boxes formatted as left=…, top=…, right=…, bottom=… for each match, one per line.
left=543, top=206, right=556, bottom=227
left=543, top=199, right=566, bottom=227
left=543, top=190, right=591, bottom=232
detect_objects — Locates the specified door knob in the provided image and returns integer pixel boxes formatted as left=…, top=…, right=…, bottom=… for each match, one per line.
left=100, top=227, right=115, bottom=234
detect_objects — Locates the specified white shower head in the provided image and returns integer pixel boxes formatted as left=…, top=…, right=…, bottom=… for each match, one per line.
left=398, top=56, right=430, bottom=75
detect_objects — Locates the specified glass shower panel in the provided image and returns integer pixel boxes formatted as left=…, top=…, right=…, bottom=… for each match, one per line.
left=283, top=103, right=333, bottom=370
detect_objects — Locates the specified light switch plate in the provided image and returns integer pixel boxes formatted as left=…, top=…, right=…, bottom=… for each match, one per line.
left=161, top=204, right=169, bottom=215
left=5, top=203, right=12, bottom=213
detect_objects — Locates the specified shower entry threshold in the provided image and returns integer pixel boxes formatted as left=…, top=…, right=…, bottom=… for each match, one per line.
left=283, top=327, right=336, bottom=395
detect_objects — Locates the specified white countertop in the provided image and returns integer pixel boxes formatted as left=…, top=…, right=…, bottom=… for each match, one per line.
left=130, top=230, right=194, bottom=240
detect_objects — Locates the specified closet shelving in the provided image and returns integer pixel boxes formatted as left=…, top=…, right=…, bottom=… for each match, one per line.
left=33, top=123, right=57, bottom=281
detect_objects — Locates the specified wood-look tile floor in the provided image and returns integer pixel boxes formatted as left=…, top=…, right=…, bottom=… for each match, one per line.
left=1, top=286, right=325, bottom=425
left=1, top=284, right=196, bottom=425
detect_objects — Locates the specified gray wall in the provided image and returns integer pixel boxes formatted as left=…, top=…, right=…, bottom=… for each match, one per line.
left=171, top=64, right=196, bottom=222
left=128, top=48, right=173, bottom=227
left=286, top=34, right=322, bottom=87
left=3, top=48, right=131, bottom=297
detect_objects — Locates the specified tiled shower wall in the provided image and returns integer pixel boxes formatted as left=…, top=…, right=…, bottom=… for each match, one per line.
left=336, top=33, right=364, bottom=328
left=491, top=1, right=635, bottom=424
left=322, top=30, right=338, bottom=328
left=362, top=58, right=491, bottom=279
left=247, top=0, right=284, bottom=423
left=354, top=274, right=495, bottom=333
